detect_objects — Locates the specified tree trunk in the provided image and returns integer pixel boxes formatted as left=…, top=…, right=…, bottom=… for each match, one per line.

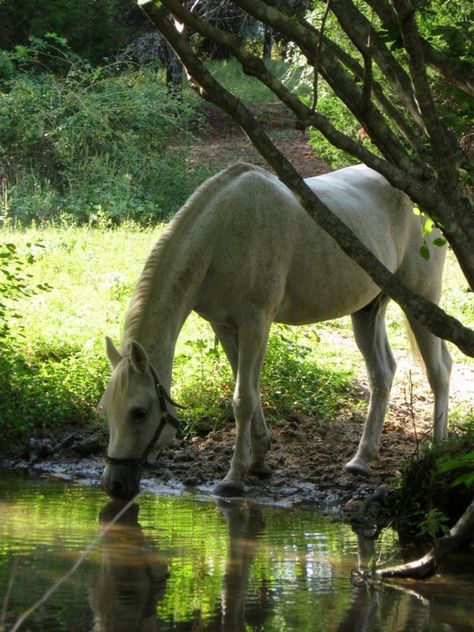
left=263, top=24, right=272, bottom=59
left=376, top=497, right=474, bottom=579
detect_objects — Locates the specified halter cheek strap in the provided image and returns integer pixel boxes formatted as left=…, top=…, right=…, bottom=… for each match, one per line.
left=105, top=366, right=183, bottom=469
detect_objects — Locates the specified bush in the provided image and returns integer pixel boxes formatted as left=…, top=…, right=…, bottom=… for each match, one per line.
left=394, top=431, right=474, bottom=542
left=174, top=324, right=356, bottom=435
left=0, top=344, right=108, bottom=454
left=0, top=39, right=208, bottom=225
left=0, top=241, right=50, bottom=340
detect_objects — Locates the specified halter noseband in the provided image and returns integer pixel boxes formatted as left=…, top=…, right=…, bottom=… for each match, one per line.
left=105, top=364, right=182, bottom=469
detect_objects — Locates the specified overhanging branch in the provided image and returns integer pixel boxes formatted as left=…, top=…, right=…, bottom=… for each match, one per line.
left=138, top=0, right=474, bottom=357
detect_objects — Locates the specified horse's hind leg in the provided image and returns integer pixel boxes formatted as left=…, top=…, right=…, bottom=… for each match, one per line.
left=345, top=295, right=397, bottom=475
left=405, top=315, right=452, bottom=440
left=212, top=315, right=271, bottom=496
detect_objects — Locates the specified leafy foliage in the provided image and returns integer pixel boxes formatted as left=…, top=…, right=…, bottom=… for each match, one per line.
left=173, top=324, right=356, bottom=435
left=0, top=347, right=108, bottom=450
left=0, top=37, right=208, bottom=225
left=437, top=450, right=474, bottom=488
left=0, top=0, right=146, bottom=64
left=0, top=241, right=50, bottom=341
left=394, top=432, right=474, bottom=542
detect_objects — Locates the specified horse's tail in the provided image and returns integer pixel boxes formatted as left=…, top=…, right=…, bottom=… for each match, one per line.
left=404, top=315, right=424, bottom=365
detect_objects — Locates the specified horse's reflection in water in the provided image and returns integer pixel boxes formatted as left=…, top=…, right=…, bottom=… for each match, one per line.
left=90, top=500, right=267, bottom=632
left=90, top=502, right=168, bottom=632
left=215, top=501, right=269, bottom=632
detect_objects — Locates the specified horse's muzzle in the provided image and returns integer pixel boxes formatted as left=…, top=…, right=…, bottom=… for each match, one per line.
left=101, top=462, right=141, bottom=500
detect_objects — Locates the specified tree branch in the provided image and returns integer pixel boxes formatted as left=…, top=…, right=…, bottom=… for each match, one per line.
left=233, top=0, right=420, bottom=174
left=392, top=0, right=462, bottom=177
left=160, top=0, right=399, bottom=176
left=161, top=0, right=425, bottom=194
left=239, top=0, right=474, bottom=290
left=330, top=0, right=425, bottom=130
left=376, top=496, right=474, bottom=579
left=138, top=0, right=474, bottom=356
left=364, top=0, right=474, bottom=97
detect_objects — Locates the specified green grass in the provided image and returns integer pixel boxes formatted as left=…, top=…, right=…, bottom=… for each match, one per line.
left=191, top=58, right=301, bottom=106
left=0, top=224, right=357, bottom=454
left=1, top=224, right=472, bottom=457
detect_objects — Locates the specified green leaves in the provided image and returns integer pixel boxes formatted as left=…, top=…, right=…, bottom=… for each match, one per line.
left=418, top=507, right=450, bottom=539
left=417, top=211, right=447, bottom=260
left=0, top=54, right=204, bottom=225
left=437, top=451, right=474, bottom=488
left=0, top=241, right=51, bottom=342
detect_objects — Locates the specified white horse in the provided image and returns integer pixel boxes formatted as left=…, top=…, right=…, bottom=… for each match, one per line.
left=100, top=162, right=452, bottom=500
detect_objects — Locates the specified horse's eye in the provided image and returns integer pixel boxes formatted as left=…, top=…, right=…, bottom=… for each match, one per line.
left=130, top=407, right=148, bottom=422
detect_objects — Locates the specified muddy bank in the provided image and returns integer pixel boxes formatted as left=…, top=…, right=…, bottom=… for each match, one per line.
left=7, top=409, right=428, bottom=512
left=7, top=341, right=473, bottom=513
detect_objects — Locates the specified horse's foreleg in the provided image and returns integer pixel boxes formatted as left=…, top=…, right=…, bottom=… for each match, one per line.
left=248, top=399, right=272, bottom=478
left=345, top=297, right=396, bottom=475
left=213, top=315, right=270, bottom=497
left=211, top=322, right=271, bottom=484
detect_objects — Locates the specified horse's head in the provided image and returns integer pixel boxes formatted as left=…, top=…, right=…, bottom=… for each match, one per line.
left=100, top=337, right=178, bottom=500
left=91, top=501, right=168, bottom=631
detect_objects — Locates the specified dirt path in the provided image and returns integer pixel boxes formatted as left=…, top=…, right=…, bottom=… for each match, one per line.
left=187, top=102, right=329, bottom=178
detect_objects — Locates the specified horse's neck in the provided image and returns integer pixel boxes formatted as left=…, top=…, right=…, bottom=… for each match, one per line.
left=122, top=223, right=208, bottom=389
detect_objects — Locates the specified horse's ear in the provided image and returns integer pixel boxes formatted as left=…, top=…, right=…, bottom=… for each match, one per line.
left=129, top=340, right=149, bottom=374
left=105, top=336, right=122, bottom=369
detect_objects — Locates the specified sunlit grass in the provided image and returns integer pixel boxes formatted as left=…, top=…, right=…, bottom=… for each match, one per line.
left=1, top=224, right=472, bottom=453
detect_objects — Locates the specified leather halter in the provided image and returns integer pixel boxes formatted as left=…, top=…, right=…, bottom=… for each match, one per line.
left=105, top=364, right=182, bottom=469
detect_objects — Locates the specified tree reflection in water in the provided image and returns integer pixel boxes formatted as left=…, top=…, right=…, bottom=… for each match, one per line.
left=339, top=526, right=474, bottom=632
left=89, top=500, right=474, bottom=632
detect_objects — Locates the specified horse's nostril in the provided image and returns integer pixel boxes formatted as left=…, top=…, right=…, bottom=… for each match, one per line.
left=111, top=480, right=125, bottom=497
left=102, top=473, right=126, bottom=500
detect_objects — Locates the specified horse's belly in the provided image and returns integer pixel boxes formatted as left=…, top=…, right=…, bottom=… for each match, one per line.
left=274, top=276, right=380, bottom=324
left=273, top=244, right=385, bottom=324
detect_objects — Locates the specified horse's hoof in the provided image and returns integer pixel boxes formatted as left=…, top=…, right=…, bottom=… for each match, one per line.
left=344, top=456, right=371, bottom=476
left=213, top=479, right=246, bottom=498
left=248, top=462, right=272, bottom=479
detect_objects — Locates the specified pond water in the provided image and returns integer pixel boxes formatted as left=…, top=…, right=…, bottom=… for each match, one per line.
left=0, top=471, right=473, bottom=632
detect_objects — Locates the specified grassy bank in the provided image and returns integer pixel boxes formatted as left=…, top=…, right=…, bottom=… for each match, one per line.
left=1, top=224, right=472, bottom=458
left=0, top=224, right=362, bottom=456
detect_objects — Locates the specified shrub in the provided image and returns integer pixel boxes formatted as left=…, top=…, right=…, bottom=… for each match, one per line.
left=0, top=241, right=50, bottom=341
left=174, top=324, right=356, bottom=435
left=394, top=432, right=474, bottom=542
left=0, top=345, right=107, bottom=454
left=0, top=39, right=208, bottom=225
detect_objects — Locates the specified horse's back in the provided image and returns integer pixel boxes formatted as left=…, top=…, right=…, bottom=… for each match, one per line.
left=192, top=163, right=434, bottom=325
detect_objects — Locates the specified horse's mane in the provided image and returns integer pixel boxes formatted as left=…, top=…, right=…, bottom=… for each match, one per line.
left=122, top=162, right=258, bottom=349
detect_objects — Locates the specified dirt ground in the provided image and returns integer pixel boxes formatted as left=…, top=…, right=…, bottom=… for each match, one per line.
left=21, top=102, right=474, bottom=512
left=186, top=102, right=330, bottom=178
